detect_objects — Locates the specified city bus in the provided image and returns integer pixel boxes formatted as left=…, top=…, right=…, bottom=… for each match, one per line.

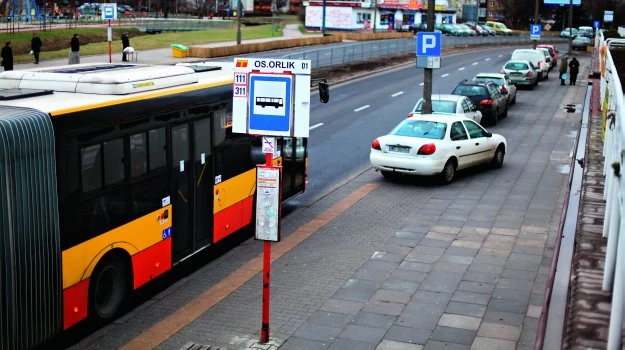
left=0, top=62, right=307, bottom=349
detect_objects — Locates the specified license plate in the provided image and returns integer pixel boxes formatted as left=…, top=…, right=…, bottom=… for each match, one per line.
left=388, top=145, right=410, bottom=153
left=511, top=72, right=522, bottom=76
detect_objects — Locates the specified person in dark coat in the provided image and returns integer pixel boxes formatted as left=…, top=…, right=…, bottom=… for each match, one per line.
left=121, top=32, right=130, bottom=61
left=31, top=33, right=42, bottom=64
left=68, top=34, right=80, bottom=65
left=569, top=57, right=580, bottom=85
left=1, top=42, right=13, bottom=71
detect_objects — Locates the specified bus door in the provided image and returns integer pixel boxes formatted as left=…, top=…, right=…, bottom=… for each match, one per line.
left=193, top=118, right=212, bottom=248
left=171, top=123, right=193, bottom=260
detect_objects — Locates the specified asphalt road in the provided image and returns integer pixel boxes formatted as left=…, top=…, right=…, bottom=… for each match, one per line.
left=289, top=44, right=568, bottom=208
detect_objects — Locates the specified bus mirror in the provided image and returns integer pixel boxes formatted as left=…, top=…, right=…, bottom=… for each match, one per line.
left=319, top=81, right=329, bottom=103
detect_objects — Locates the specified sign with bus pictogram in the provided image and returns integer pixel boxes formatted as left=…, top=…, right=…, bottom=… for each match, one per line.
left=232, top=57, right=311, bottom=137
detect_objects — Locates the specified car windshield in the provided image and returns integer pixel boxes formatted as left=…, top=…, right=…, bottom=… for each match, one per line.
left=473, top=77, right=505, bottom=86
left=505, top=62, right=529, bottom=70
left=414, top=99, right=457, bottom=114
left=391, top=120, right=447, bottom=140
left=452, top=85, right=487, bottom=97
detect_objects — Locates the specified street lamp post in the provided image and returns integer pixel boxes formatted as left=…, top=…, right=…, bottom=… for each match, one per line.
left=568, top=0, right=573, bottom=55
left=321, top=0, right=326, bottom=34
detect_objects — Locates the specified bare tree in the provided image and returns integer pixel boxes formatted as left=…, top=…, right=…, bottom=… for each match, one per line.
left=498, top=0, right=533, bottom=28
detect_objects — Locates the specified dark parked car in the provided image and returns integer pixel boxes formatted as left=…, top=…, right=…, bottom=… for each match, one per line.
left=451, top=81, right=508, bottom=126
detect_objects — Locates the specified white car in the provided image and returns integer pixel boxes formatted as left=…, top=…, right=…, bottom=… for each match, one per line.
left=472, top=73, right=517, bottom=105
left=511, top=49, right=549, bottom=80
left=370, top=114, right=507, bottom=184
left=410, top=94, right=482, bottom=124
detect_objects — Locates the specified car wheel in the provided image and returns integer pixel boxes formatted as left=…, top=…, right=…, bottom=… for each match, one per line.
left=440, top=159, right=456, bottom=184
left=491, top=145, right=505, bottom=169
left=512, top=95, right=516, bottom=105
left=502, top=104, right=508, bottom=118
left=381, top=170, right=394, bottom=179
left=491, top=110, right=498, bottom=126
left=544, top=72, right=549, bottom=80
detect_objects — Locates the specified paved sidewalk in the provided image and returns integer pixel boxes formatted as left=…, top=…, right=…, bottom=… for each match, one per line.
left=14, top=23, right=312, bottom=69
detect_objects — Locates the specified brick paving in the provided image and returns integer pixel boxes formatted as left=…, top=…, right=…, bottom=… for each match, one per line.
left=69, top=57, right=596, bottom=350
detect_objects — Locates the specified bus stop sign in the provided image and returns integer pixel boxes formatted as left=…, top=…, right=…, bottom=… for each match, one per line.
left=232, top=57, right=311, bottom=137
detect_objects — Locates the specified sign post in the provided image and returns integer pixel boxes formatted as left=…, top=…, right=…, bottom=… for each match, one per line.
left=232, top=57, right=312, bottom=344
left=101, top=3, right=117, bottom=63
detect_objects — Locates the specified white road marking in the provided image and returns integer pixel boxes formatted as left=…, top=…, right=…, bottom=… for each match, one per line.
left=442, top=73, right=450, bottom=78
left=498, top=54, right=503, bottom=58
left=419, top=82, right=424, bottom=86
left=458, top=67, right=465, bottom=71
left=472, top=62, right=478, bottom=65
left=485, top=58, right=491, bottom=61
left=391, top=91, right=404, bottom=97
left=309, top=123, right=324, bottom=130
left=354, top=105, right=370, bottom=112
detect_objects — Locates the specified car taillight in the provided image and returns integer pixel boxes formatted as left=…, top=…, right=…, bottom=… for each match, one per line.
left=537, top=62, right=541, bottom=69
left=417, top=143, right=436, bottom=155
left=526, top=71, right=533, bottom=77
left=501, top=69, right=506, bottom=74
left=407, top=113, right=414, bottom=118
left=480, top=99, right=493, bottom=106
left=372, top=139, right=381, bottom=150
left=501, top=86, right=507, bottom=94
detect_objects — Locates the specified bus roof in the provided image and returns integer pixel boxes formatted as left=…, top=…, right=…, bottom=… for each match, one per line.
left=0, top=61, right=234, bottom=116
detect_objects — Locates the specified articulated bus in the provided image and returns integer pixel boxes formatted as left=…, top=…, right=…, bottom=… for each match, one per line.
left=0, top=62, right=307, bottom=349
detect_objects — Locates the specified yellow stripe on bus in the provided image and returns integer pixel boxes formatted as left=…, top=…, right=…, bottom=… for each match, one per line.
left=214, top=169, right=257, bottom=214
left=61, top=206, right=172, bottom=289
left=50, top=79, right=233, bottom=117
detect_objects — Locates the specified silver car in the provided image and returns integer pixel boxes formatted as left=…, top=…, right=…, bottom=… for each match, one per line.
left=410, top=94, right=482, bottom=124
left=472, top=73, right=517, bottom=105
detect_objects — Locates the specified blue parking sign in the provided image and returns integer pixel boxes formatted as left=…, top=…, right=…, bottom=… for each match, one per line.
left=416, top=32, right=441, bottom=57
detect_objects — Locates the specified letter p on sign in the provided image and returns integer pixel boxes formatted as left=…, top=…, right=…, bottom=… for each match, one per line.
left=416, top=32, right=441, bottom=57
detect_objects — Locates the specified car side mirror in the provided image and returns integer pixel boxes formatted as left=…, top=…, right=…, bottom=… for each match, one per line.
left=484, top=132, right=492, bottom=137
left=319, top=81, right=330, bottom=104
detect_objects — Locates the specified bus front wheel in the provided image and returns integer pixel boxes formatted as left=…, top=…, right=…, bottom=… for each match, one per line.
left=89, top=254, right=129, bottom=321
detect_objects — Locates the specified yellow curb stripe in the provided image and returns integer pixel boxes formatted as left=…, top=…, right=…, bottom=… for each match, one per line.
left=121, top=183, right=379, bottom=350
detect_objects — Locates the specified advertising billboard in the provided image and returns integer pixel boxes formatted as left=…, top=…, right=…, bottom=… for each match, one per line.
left=544, top=0, right=581, bottom=5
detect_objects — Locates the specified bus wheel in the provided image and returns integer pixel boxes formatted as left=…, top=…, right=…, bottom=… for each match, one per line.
left=89, top=255, right=129, bottom=321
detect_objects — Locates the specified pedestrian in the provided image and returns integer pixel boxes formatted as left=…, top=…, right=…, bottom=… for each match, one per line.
left=68, top=34, right=80, bottom=65
left=31, top=32, right=42, bottom=64
left=559, top=56, right=568, bottom=86
left=121, top=32, right=130, bottom=61
left=569, top=57, right=580, bottom=85
left=1, top=42, right=13, bottom=71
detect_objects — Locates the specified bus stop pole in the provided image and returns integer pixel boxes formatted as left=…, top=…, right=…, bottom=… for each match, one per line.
left=108, top=20, right=112, bottom=63
left=260, top=152, right=272, bottom=344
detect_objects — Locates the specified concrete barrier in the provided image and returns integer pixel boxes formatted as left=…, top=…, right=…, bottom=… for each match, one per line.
left=188, top=36, right=342, bottom=58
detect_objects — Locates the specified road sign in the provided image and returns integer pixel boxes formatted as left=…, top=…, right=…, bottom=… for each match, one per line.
left=262, top=136, right=276, bottom=153
left=530, top=24, right=541, bottom=40
left=232, top=58, right=311, bottom=137
left=604, top=11, right=614, bottom=23
left=594, top=20, right=601, bottom=29
left=416, top=32, right=442, bottom=57
left=101, top=3, right=117, bottom=20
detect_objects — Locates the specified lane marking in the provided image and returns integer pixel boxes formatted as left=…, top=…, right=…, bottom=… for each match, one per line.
left=419, top=82, right=424, bottom=86
left=498, top=54, right=503, bottom=58
left=354, top=105, right=370, bottom=112
left=441, top=73, right=450, bottom=78
left=472, top=62, right=478, bottom=65
left=485, top=58, right=491, bottom=61
left=391, top=91, right=404, bottom=97
left=458, top=67, right=465, bottom=71
left=309, top=123, right=324, bottom=130
left=120, top=183, right=380, bottom=350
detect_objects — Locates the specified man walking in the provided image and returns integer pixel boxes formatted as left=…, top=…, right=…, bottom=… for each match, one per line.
left=1, top=42, right=13, bottom=71
left=569, top=57, right=580, bottom=86
left=31, top=33, right=42, bottom=64
left=68, top=34, right=80, bottom=65
left=121, top=32, right=130, bottom=61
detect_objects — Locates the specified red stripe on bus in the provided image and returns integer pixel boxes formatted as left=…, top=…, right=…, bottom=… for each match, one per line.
left=131, top=237, right=173, bottom=290
left=63, top=279, right=89, bottom=330
left=214, top=196, right=254, bottom=243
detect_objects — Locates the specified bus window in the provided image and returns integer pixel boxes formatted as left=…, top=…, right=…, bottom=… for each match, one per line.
left=130, top=133, right=147, bottom=178
left=103, top=138, right=125, bottom=186
left=81, top=144, right=102, bottom=192
left=148, top=128, right=167, bottom=170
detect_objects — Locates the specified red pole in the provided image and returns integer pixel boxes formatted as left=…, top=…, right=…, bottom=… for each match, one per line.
left=108, top=20, right=112, bottom=63
left=260, top=151, right=272, bottom=344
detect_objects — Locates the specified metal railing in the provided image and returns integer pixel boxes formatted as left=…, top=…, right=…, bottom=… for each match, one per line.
left=597, top=30, right=625, bottom=350
left=280, top=35, right=567, bottom=69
